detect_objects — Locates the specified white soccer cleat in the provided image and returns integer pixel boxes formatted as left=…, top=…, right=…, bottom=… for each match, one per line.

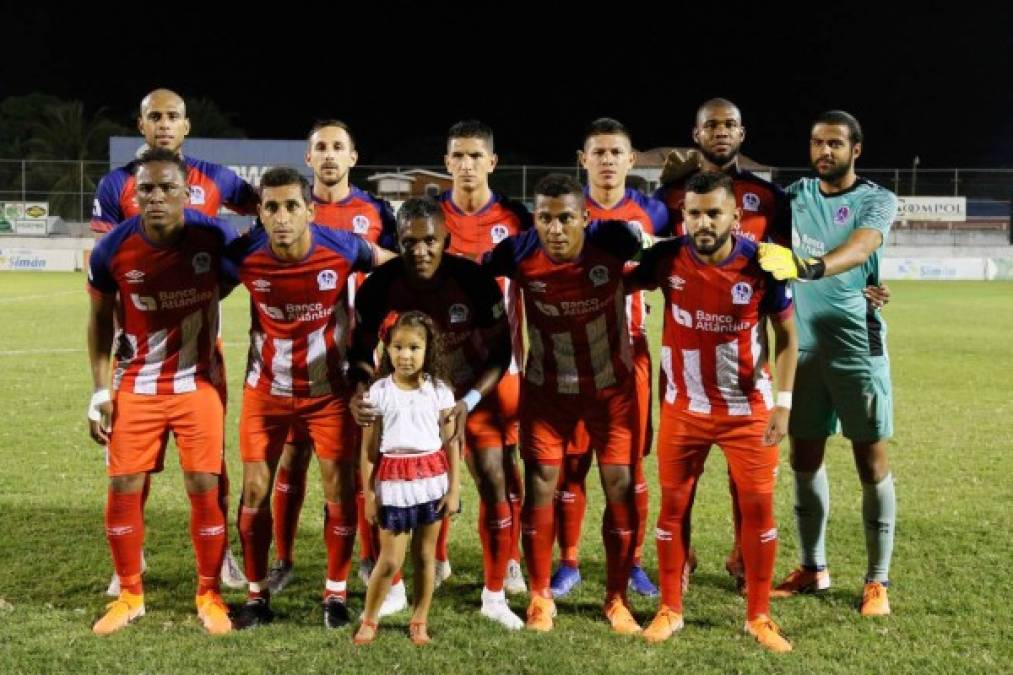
left=106, top=551, right=147, bottom=597
left=378, top=580, right=408, bottom=617
left=434, top=559, right=452, bottom=588
left=503, top=559, right=527, bottom=595
left=480, top=588, right=523, bottom=630
left=220, top=549, right=247, bottom=589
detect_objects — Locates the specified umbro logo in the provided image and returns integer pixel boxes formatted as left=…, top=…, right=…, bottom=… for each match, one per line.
left=252, top=279, right=271, bottom=292
left=125, top=269, right=145, bottom=284
left=527, top=281, right=547, bottom=293
left=668, top=275, right=686, bottom=291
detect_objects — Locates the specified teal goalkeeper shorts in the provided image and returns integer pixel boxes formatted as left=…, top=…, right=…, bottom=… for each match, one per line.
left=790, top=350, right=893, bottom=443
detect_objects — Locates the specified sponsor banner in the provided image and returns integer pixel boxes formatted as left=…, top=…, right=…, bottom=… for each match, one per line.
left=15, top=220, right=47, bottom=235
left=0, top=248, right=78, bottom=272
left=881, top=257, right=986, bottom=280
left=895, top=197, right=966, bottom=222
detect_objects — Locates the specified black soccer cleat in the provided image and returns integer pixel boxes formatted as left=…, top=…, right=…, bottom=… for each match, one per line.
left=323, top=596, right=352, bottom=629
left=231, top=597, right=274, bottom=630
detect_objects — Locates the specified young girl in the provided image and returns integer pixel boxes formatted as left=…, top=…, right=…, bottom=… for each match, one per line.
left=354, top=311, right=461, bottom=646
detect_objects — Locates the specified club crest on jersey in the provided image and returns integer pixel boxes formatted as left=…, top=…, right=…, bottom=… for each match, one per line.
left=317, top=269, right=338, bottom=291
left=252, top=279, right=271, bottom=293
left=125, top=269, right=145, bottom=284
left=352, top=215, right=370, bottom=235
left=449, top=303, right=469, bottom=324
left=188, top=185, right=206, bottom=205
left=490, top=224, right=509, bottom=244
left=834, top=205, right=851, bottom=225
left=589, top=265, right=609, bottom=287
left=527, top=281, right=547, bottom=293
left=192, top=252, right=211, bottom=274
left=743, top=192, right=761, bottom=212
left=731, top=282, right=753, bottom=305
left=668, top=275, right=686, bottom=291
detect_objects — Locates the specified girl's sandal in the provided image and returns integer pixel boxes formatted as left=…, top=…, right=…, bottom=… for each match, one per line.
left=353, top=619, right=378, bottom=645
left=408, top=620, right=430, bottom=646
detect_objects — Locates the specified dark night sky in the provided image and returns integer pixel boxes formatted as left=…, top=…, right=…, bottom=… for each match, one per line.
left=4, top=4, right=1012, bottom=168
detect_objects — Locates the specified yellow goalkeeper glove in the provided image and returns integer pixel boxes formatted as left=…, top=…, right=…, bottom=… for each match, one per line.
left=757, top=242, right=826, bottom=281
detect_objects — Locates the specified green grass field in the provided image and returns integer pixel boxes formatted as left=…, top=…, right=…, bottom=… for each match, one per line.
left=0, top=272, right=1010, bottom=673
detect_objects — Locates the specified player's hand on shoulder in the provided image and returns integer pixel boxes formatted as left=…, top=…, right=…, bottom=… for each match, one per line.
left=660, top=148, right=702, bottom=185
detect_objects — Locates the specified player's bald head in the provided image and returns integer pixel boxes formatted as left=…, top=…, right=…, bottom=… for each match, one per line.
left=695, top=98, right=740, bottom=125
left=140, top=89, right=186, bottom=115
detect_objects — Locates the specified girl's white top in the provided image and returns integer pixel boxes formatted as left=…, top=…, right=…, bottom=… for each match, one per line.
left=368, top=374, right=455, bottom=455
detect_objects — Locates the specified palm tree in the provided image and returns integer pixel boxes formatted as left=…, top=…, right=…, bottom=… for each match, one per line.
left=26, top=101, right=127, bottom=220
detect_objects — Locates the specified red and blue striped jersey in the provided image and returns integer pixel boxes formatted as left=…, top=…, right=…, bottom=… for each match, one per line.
left=585, top=187, right=669, bottom=340
left=224, top=225, right=375, bottom=398
left=87, top=211, right=237, bottom=394
left=628, top=236, right=793, bottom=417
left=90, top=155, right=259, bottom=233
left=484, top=220, right=642, bottom=396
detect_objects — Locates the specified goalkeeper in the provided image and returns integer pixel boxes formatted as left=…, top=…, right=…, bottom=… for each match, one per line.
left=757, top=110, right=897, bottom=618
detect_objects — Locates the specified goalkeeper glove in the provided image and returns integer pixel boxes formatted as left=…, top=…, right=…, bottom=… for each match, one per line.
left=757, top=242, right=826, bottom=281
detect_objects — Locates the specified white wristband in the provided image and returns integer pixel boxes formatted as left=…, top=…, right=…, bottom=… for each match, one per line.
left=462, top=389, right=482, bottom=413
left=88, top=388, right=111, bottom=422
left=776, top=391, right=792, bottom=410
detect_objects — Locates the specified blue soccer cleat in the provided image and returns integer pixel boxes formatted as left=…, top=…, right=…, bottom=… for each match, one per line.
left=628, top=564, right=659, bottom=597
left=549, top=564, right=582, bottom=598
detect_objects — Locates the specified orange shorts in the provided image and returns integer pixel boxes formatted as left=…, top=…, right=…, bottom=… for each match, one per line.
left=564, top=338, right=653, bottom=458
left=107, top=382, right=224, bottom=477
left=239, top=387, right=358, bottom=463
left=464, top=397, right=509, bottom=455
left=496, top=371, right=520, bottom=447
left=656, top=409, right=779, bottom=494
left=520, top=377, right=638, bottom=466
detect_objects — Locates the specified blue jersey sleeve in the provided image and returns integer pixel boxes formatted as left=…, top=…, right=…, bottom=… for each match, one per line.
left=211, top=164, right=259, bottom=215
left=315, top=226, right=376, bottom=272
left=633, top=191, right=670, bottom=236
left=759, top=275, right=794, bottom=317
left=90, top=170, right=129, bottom=232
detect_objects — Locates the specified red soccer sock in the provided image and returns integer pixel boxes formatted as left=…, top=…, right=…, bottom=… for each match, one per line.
left=238, top=504, right=273, bottom=589
left=272, top=465, right=307, bottom=565
left=522, top=504, right=555, bottom=597
left=355, top=482, right=375, bottom=563
left=189, top=487, right=226, bottom=595
left=324, top=500, right=356, bottom=600
left=436, top=515, right=451, bottom=563
left=738, top=490, right=777, bottom=619
left=556, top=453, right=590, bottom=566
left=505, top=457, right=524, bottom=561
left=479, top=500, right=513, bottom=592
left=655, top=485, right=696, bottom=613
left=602, top=499, right=637, bottom=600
left=633, top=461, right=649, bottom=566
left=729, top=469, right=744, bottom=553
left=105, top=489, right=145, bottom=595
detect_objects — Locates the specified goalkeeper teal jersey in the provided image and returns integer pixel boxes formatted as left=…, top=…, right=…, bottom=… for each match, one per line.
left=787, top=177, right=897, bottom=355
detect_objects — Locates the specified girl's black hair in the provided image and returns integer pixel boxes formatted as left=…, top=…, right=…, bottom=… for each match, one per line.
left=376, top=311, right=450, bottom=385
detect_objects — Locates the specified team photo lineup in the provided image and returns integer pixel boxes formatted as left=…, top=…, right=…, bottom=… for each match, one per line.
left=83, top=88, right=901, bottom=652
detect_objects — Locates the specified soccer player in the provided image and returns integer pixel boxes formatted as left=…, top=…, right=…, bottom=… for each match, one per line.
left=549, top=118, right=668, bottom=600
left=223, top=167, right=393, bottom=629
left=483, top=174, right=644, bottom=634
left=437, top=120, right=531, bottom=594
left=86, top=148, right=236, bottom=636
left=759, top=111, right=898, bottom=617
left=348, top=196, right=524, bottom=630
left=265, top=120, right=397, bottom=595
left=628, top=171, right=797, bottom=652
left=90, top=88, right=258, bottom=234
left=92, top=88, right=251, bottom=595
left=653, top=98, right=792, bottom=589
